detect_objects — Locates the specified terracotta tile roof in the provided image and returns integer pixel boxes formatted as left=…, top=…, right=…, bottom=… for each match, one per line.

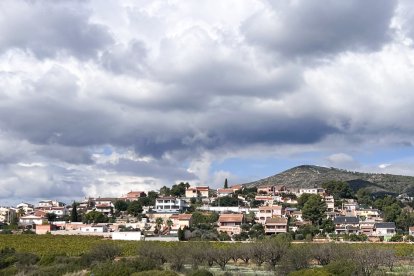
left=187, top=186, right=209, bottom=191
left=126, top=191, right=146, bottom=197
left=170, top=214, right=179, bottom=219
left=96, top=204, right=111, bottom=208
left=258, top=186, right=272, bottom=190
left=259, top=205, right=282, bottom=211
left=218, top=214, right=243, bottom=223
left=178, top=214, right=192, bottom=220
left=265, top=217, right=287, bottom=224
left=157, top=196, right=177, bottom=200
left=95, top=198, right=117, bottom=201
left=217, top=188, right=234, bottom=193
left=230, top=185, right=243, bottom=190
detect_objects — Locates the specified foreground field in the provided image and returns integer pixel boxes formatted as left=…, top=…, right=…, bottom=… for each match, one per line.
left=2, top=235, right=414, bottom=257
left=1, top=235, right=414, bottom=275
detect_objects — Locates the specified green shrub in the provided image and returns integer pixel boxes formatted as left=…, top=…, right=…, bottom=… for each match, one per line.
left=0, top=266, right=18, bottom=276
left=325, top=260, right=357, bottom=276
left=91, top=261, right=132, bottom=276
left=390, top=234, right=403, bottom=242
left=90, top=257, right=159, bottom=276
left=15, top=252, right=39, bottom=266
left=81, top=243, right=121, bottom=265
left=0, top=247, right=17, bottom=269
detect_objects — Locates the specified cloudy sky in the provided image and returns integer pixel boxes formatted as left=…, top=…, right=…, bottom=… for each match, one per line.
left=1, top=0, right=414, bottom=204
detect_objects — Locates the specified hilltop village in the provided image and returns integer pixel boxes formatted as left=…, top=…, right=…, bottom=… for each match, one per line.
left=1, top=180, right=414, bottom=242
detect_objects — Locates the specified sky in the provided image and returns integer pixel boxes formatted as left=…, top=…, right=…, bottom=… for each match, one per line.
left=1, top=0, right=414, bottom=205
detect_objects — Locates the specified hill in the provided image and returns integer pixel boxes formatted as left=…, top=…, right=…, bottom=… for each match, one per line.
left=244, top=165, right=414, bottom=195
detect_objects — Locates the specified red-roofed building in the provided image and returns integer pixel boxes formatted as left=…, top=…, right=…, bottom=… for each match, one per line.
left=170, top=213, right=193, bottom=229
left=217, top=188, right=235, bottom=197
left=230, top=185, right=243, bottom=191
left=123, top=191, right=147, bottom=201
left=218, top=213, right=244, bottom=235
left=265, top=217, right=288, bottom=234
left=185, top=186, right=209, bottom=198
left=256, top=205, right=283, bottom=225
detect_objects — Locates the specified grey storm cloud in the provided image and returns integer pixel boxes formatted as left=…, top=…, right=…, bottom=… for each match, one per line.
left=0, top=1, right=113, bottom=59
left=100, top=158, right=196, bottom=180
left=242, top=0, right=396, bottom=58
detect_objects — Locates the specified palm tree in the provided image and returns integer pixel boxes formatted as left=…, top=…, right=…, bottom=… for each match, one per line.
left=17, top=207, right=25, bottom=218
left=166, top=219, right=173, bottom=233
left=155, top=217, right=164, bottom=235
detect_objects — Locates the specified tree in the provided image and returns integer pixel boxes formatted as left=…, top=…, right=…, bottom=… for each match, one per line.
left=262, top=235, right=291, bottom=269
left=178, top=227, right=185, bottom=241
left=166, top=219, right=173, bottom=231
left=170, top=182, right=188, bottom=197
left=302, top=195, right=327, bottom=225
left=114, top=200, right=129, bottom=212
left=17, top=208, right=25, bottom=218
left=356, top=188, right=373, bottom=205
left=322, top=181, right=353, bottom=199
left=212, top=195, right=241, bottom=207
left=396, top=209, right=414, bottom=232
left=155, top=217, right=164, bottom=234
left=224, top=178, right=228, bottom=189
left=297, top=193, right=312, bottom=209
left=160, top=186, right=171, bottom=196
left=127, top=201, right=143, bottom=217
left=83, top=211, right=108, bottom=223
left=321, top=219, right=335, bottom=234
left=383, top=203, right=402, bottom=222
left=71, top=201, right=79, bottom=222
left=138, top=191, right=158, bottom=206
left=46, top=213, right=57, bottom=222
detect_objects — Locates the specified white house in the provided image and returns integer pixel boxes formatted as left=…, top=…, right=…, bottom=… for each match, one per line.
left=80, top=225, right=108, bottom=233
left=94, top=204, right=113, bottom=216
left=94, top=198, right=116, bottom=206
left=324, top=196, right=335, bottom=212
left=41, top=207, right=68, bottom=217
left=112, top=231, right=142, bottom=241
left=0, top=207, right=16, bottom=223
left=19, top=215, right=47, bottom=226
left=342, top=199, right=359, bottom=215
left=256, top=205, right=283, bottom=225
left=37, top=200, right=65, bottom=208
left=16, top=203, right=34, bottom=214
left=155, top=197, right=188, bottom=213
left=299, top=188, right=325, bottom=195
left=374, top=222, right=396, bottom=237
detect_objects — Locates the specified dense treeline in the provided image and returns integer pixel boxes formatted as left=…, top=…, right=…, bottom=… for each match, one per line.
left=0, top=235, right=412, bottom=276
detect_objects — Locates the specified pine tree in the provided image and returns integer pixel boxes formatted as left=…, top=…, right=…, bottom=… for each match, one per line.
left=224, top=178, right=228, bottom=188
left=71, top=201, right=78, bottom=222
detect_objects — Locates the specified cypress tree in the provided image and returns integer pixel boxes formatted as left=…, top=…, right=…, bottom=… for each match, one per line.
left=224, top=178, right=228, bottom=188
left=71, top=201, right=78, bottom=222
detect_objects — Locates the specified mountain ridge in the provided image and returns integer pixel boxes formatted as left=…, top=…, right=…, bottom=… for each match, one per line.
left=243, top=165, right=414, bottom=195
